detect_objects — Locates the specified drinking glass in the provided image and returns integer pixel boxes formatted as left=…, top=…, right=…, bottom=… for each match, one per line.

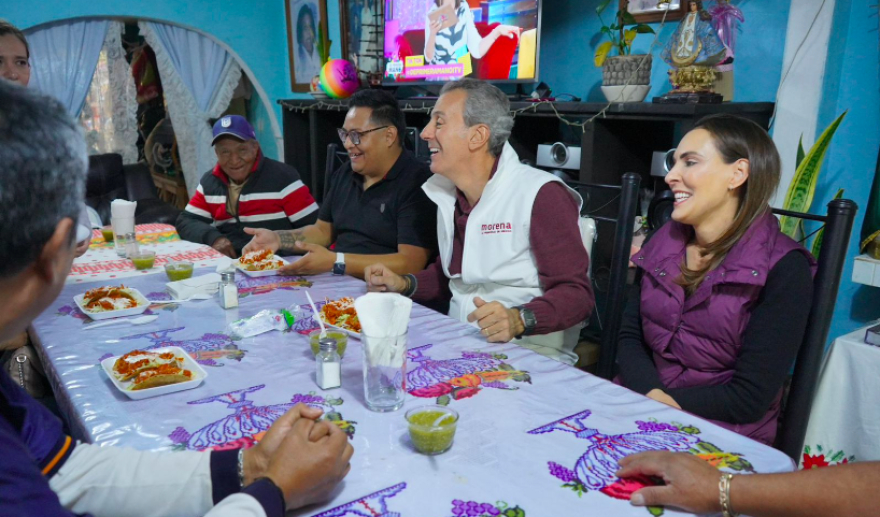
left=362, top=332, right=407, bottom=412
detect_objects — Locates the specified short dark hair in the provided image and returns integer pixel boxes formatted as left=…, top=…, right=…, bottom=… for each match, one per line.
left=296, top=5, right=316, bottom=46
left=0, top=81, right=87, bottom=278
left=0, top=19, right=29, bottom=58
left=347, top=89, right=406, bottom=146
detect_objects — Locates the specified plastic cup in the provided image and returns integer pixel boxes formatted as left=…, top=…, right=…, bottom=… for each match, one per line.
left=130, top=250, right=156, bottom=270
left=101, top=226, right=114, bottom=242
left=362, top=332, right=407, bottom=412
left=309, top=329, right=348, bottom=358
left=165, top=261, right=194, bottom=281
left=406, top=405, right=459, bottom=455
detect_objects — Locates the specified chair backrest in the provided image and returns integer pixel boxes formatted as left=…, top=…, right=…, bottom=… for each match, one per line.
left=565, top=173, right=641, bottom=379
left=775, top=199, right=858, bottom=461
left=325, top=143, right=350, bottom=199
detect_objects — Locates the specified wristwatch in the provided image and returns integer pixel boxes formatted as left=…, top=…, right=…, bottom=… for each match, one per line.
left=332, top=252, right=346, bottom=275
left=514, top=305, right=536, bottom=338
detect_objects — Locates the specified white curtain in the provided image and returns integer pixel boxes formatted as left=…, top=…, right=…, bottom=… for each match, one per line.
left=139, top=21, right=242, bottom=197
left=79, top=21, right=139, bottom=163
left=26, top=19, right=109, bottom=117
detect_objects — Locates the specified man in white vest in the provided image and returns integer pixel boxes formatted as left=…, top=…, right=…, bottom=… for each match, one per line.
left=365, top=79, right=594, bottom=364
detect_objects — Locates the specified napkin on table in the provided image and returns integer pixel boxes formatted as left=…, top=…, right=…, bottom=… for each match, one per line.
left=166, top=273, right=221, bottom=300
left=355, top=293, right=412, bottom=367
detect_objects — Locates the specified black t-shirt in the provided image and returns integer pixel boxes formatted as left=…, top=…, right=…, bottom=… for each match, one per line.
left=318, top=150, right=437, bottom=255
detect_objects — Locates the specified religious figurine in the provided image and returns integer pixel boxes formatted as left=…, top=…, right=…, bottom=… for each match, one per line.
left=654, top=0, right=727, bottom=103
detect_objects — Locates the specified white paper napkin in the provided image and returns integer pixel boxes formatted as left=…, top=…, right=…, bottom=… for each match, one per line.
left=166, top=273, right=221, bottom=299
left=215, top=256, right=236, bottom=274
left=110, top=199, right=137, bottom=218
left=355, top=293, right=411, bottom=367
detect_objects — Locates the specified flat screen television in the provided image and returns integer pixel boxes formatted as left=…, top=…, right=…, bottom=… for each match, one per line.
left=382, top=0, right=542, bottom=85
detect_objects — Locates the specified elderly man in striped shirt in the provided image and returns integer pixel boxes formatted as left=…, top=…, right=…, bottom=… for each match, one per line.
left=176, top=115, right=318, bottom=258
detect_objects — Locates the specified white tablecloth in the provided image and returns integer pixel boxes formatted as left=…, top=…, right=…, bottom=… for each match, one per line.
left=801, top=324, right=880, bottom=468
left=32, top=268, right=795, bottom=517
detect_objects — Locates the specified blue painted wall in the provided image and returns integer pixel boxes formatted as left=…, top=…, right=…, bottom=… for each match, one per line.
left=1, top=0, right=344, bottom=154
left=813, top=0, right=880, bottom=341
left=540, top=0, right=791, bottom=102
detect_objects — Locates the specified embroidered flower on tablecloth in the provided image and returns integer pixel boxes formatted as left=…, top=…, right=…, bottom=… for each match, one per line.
left=802, top=445, right=855, bottom=469
left=212, top=436, right=256, bottom=451
left=410, top=382, right=454, bottom=398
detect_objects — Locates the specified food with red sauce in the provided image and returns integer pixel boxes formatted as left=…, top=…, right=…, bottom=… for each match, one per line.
left=238, top=249, right=284, bottom=271
left=111, top=349, right=193, bottom=390
left=81, top=285, right=144, bottom=313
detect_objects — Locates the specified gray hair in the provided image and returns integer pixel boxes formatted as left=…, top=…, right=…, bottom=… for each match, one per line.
left=440, top=78, right=513, bottom=156
left=0, top=81, right=87, bottom=278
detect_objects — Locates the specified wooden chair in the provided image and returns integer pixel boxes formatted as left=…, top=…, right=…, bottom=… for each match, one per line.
left=774, top=199, right=858, bottom=461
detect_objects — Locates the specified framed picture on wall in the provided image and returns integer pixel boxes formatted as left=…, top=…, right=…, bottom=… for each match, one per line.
left=339, top=0, right=382, bottom=71
left=286, top=0, right=329, bottom=92
left=622, top=0, right=686, bottom=24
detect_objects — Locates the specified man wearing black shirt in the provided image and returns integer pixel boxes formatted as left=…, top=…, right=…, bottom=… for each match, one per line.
left=243, top=90, right=436, bottom=278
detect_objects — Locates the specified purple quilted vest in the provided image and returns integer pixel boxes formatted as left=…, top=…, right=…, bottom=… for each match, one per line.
left=634, top=212, right=816, bottom=445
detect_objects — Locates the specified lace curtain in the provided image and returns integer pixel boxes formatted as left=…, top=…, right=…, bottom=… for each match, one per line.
left=78, top=21, right=139, bottom=163
left=139, top=21, right=242, bottom=197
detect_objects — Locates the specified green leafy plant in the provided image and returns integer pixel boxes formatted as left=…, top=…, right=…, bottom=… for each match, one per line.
left=779, top=111, right=847, bottom=251
left=594, top=0, right=655, bottom=67
left=316, top=24, right=332, bottom=65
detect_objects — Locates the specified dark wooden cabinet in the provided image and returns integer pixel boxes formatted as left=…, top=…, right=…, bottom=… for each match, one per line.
left=279, top=98, right=774, bottom=201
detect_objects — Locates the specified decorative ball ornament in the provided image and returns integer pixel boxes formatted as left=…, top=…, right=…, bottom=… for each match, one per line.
left=319, top=59, right=360, bottom=99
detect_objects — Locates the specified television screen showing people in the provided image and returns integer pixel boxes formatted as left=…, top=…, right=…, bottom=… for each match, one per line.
left=383, top=0, right=541, bottom=83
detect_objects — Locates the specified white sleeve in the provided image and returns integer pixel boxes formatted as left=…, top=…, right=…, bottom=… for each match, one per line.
left=48, top=442, right=264, bottom=517
left=463, top=9, right=486, bottom=58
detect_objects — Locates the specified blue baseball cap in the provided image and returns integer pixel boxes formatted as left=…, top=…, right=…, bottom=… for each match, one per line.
left=212, top=115, right=256, bottom=144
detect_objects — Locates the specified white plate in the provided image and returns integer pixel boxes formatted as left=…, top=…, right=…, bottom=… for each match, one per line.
left=74, top=288, right=150, bottom=321
left=235, top=256, right=290, bottom=277
left=100, top=346, right=208, bottom=400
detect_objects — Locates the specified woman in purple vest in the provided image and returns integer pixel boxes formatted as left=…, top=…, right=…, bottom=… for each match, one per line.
left=617, top=114, right=816, bottom=446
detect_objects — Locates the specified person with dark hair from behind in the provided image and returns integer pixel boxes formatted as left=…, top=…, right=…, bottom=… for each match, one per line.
left=243, top=89, right=437, bottom=278
left=0, top=80, right=353, bottom=517
left=615, top=114, right=815, bottom=446
left=616, top=450, right=880, bottom=516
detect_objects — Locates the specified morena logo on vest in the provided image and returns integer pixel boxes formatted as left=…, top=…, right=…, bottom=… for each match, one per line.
left=480, top=222, right=513, bottom=235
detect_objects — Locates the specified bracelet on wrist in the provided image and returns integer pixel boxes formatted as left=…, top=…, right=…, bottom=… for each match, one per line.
left=719, top=472, right=738, bottom=517
left=237, top=448, right=246, bottom=489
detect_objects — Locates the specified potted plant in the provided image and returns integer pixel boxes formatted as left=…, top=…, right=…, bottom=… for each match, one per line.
left=594, top=0, right=655, bottom=102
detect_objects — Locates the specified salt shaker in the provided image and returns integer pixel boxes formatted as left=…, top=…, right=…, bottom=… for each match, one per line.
left=123, top=232, right=138, bottom=258
left=219, top=272, right=239, bottom=309
left=316, top=337, right=341, bottom=390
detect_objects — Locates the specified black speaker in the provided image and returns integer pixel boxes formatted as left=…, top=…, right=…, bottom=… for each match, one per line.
left=404, top=127, right=430, bottom=160
left=648, top=190, right=675, bottom=230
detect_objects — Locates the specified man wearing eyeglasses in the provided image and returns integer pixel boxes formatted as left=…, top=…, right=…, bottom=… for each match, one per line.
left=176, top=115, right=319, bottom=258
left=242, top=89, right=436, bottom=278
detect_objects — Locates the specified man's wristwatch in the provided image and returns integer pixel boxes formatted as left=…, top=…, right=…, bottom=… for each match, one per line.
left=514, top=305, right=537, bottom=339
left=332, top=252, right=346, bottom=275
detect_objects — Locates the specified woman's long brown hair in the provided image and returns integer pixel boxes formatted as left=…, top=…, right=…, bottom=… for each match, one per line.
left=676, top=114, right=782, bottom=295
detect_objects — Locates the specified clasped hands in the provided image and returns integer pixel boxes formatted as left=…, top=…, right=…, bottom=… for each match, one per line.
left=242, top=403, right=354, bottom=510
left=364, top=264, right=525, bottom=343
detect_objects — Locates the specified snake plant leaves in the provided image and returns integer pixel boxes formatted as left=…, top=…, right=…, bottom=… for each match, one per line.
left=796, top=135, right=806, bottom=170
left=811, top=189, right=844, bottom=258
left=780, top=112, right=847, bottom=238
left=859, top=149, right=880, bottom=251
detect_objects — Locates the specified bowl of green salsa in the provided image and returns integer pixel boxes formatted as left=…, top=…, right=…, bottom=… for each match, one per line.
left=309, top=329, right=348, bottom=358
left=406, top=405, right=458, bottom=455
left=165, top=262, right=194, bottom=281
left=130, top=251, right=156, bottom=270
